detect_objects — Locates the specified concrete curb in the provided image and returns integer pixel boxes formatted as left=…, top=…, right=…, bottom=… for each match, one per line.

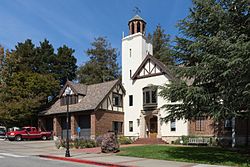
left=38, top=155, right=136, bottom=167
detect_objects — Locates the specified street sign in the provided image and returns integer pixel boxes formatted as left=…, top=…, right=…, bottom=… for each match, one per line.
left=76, top=127, right=81, bottom=133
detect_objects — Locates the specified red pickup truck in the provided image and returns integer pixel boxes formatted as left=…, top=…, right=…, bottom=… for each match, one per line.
left=7, top=126, right=52, bottom=141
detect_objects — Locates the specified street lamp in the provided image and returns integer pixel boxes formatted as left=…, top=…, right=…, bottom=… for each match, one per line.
left=65, top=88, right=71, bottom=157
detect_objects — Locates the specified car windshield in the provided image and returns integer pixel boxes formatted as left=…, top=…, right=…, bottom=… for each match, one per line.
left=0, top=128, right=6, bottom=133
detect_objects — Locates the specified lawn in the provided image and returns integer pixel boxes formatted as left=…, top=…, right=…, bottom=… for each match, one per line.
left=118, top=145, right=250, bottom=166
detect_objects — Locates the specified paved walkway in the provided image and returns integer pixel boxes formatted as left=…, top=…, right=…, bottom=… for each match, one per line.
left=40, top=146, right=229, bottom=167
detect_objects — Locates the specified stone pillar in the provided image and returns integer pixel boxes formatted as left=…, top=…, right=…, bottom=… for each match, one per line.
left=140, top=114, right=146, bottom=138
left=157, top=113, right=162, bottom=138
left=71, top=114, right=78, bottom=139
left=38, top=118, right=44, bottom=131
left=53, top=116, right=61, bottom=138
left=129, top=22, right=132, bottom=35
left=90, top=113, right=96, bottom=139
left=140, top=22, right=143, bottom=34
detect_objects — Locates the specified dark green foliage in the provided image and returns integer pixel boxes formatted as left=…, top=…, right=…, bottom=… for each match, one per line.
left=0, top=72, right=59, bottom=126
left=159, top=0, right=250, bottom=121
left=77, top=37, right=120, bottom=84
left=55, top=138, right=97, bottom=149
left=53, top=45, right=77, bottom=85
left=0, top=39, right=77, bottom=126
left=148, top=25, right=174, bottom=65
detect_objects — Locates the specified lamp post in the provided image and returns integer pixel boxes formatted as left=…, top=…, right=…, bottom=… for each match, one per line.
left=65, top=89, right=71, bottom=157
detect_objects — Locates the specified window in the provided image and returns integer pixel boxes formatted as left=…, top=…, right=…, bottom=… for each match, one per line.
left=112, top=121, right=123, bottom=134
left=170, top=120, right=176, bottom=131
left=129, top=49, right=132, bottom=57
left=130, top=70, right=132, bottom=78
left=129, top=121, right=133, bottom=132
left=113, top=93, right=122, bottom=107
left=225, top=119, right=232, bottom=129
left=195, top=117, right=205, bottom=131
left=129, top=95, right=133, bottom=106
left=60, top=95, right=78, bottom=106
left=143, top=87, right=158, bottom=108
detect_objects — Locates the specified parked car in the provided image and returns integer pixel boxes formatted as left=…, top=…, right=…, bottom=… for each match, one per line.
left=8, top=127, right=20, bottom=132
left=7, top=126, right=52, bottom=141
left=0, top=126, right=6, bottom=139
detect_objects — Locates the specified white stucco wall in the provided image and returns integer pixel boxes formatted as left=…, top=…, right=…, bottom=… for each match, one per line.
left=122, top=32, right=188, bottom=138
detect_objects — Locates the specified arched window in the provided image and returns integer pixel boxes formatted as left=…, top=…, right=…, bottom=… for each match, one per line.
left=137, top=21, right=140, bottom=33
left=131, top=22, right=134, bottom=34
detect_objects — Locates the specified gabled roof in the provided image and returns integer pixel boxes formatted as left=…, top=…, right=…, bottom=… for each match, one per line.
left=39, top=79, right=124, bottom=116
left=59, top=80, right=87, bottom=97
left=131, top=54, right=175, bottom=81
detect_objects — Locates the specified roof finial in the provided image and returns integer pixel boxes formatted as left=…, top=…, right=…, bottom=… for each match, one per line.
left=133, top=6, right=141, bottom=15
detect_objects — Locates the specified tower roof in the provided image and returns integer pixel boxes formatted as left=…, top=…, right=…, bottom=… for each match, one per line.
left=129, top=15, right=146, bottom=23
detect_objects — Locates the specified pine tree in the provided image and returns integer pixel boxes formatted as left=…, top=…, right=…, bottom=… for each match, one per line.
left=54, top=45, right=77, bottom=85
left=148, top=25, right=174, bottom=65
left=160, top=0, right=250, bottom=121
left=77, top=37, right=120, bottom=84
left=0, top=39, right=77, bottom=126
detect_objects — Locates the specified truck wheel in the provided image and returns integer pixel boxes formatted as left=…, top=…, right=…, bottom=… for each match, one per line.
left=41, top=136, right=47, bottom=140
left=15, top=135, right=22, bottom=141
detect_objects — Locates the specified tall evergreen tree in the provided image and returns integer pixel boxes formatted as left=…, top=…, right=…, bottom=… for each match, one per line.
left=160, top=0, right=250, bottom=121
left=148, top=25, right=174, bottom=65
left=0, top=39, right=77, bottom=126
left=54, top=45, right=77, bottom=85
left=77, top=37, right=120, bottom=84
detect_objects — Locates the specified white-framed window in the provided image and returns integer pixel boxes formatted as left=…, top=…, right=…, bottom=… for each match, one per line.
left=195, top=117, right=205, bottom=131
left=112, top=93, right=122, bottom=107
left=129, top=95, right=133, bottom=106
left=170, top=119, right=176, bottom=131
left=129, top=121, right=133, bottom=132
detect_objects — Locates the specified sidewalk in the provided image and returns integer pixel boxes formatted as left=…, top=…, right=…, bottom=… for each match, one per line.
left=39, top=146, right=228, bottom=167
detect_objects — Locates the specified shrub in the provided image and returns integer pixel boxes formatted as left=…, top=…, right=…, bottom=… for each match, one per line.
left=55, top=138, right=97, bottom=149
left=118, top=136, right=133, bottom=145
left=96, top=135, right=104, bottom=147
left=101, top=132, right=119, bottom=153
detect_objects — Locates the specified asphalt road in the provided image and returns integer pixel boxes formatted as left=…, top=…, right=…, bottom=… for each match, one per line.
left=0, top=139, right=98, bottom=167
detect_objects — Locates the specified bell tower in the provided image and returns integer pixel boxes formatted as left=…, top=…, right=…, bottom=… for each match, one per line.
left=122, top=14, right=153, bottom=95
left=128, top=15, right=146, bottom=35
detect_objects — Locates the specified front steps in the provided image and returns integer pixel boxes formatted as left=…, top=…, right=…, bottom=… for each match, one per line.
left=133, top=138, right=167, bottom=144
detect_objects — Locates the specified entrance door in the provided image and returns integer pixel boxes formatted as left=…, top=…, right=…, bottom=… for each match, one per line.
left=149, top=116, right=157, bottom=138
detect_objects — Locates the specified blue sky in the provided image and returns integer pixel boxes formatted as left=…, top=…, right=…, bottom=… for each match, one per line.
left=0, top=0, right=192, bottom=66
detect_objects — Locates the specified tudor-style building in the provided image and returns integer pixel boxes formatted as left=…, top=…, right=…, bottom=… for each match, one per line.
left=122, top=15, right=250, bottom=145
left=38, top=79, right=125, bottom=139
left=122, top=15, right=188, bottom=143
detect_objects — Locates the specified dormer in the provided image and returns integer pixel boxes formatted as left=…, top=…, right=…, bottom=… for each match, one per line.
left=59, top=81, right=87, bottom=106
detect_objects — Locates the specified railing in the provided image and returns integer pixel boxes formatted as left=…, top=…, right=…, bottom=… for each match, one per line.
left=188, top=137, right=211, bottom=145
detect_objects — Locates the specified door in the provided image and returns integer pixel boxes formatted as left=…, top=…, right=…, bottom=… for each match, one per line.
left=149, top=116, right=157, bottom=138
